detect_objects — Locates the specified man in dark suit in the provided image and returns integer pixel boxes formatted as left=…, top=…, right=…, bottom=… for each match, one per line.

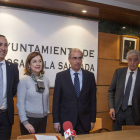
left=108, top=50, right=140, bottom=131
left=127, top=41, right=134, bottom=50
left=0, top=35, right=19, bottom=140
left=53, top=48, right=96, bottom=135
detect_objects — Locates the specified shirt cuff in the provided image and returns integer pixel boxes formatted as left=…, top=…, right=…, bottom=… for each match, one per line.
left=53, top=122, right=60, bottom=124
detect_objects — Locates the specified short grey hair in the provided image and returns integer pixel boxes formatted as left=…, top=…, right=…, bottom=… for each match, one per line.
left=126, top=50, right=140, bottom=61
left=68, top=48, right=83, bottom=58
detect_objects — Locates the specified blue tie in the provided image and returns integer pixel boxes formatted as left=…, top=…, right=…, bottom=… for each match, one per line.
left=122, top=72, right=134, bottom=111
left=74, top=73, right=80, bottom=97
left=0, top=63, right=3, bottom=106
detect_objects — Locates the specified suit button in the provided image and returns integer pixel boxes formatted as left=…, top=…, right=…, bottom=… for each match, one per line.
left=76, top=110, right=77, bottom=112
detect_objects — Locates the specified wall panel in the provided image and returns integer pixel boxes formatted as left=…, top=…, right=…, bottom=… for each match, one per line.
left=96, top=112, right=113, bottom=131
left=96, top=86, right=109, bottom=112
left=98, top=32, right=120, bottom=60
left=11, top=115, right=21, bottom=139
left=97, top=59, right=122, bottom=85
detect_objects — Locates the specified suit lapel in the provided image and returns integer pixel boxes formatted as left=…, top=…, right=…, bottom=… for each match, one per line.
left=64, top=69, right=77, bottom=97
left=6, top=61, right=11, bottom=95
left=121, top=68, right=128, bottom=95
left=79, top=69, right=88, bottom=98
left=64, top=69, right=88, bottom=98
left=133, top=68, right=140, bottom=96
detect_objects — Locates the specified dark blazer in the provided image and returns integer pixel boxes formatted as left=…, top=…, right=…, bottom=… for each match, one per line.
left=5, top=60, right=19, bottom=125
left=53, top=68, right=96, bottom=132
left=132, top=76, right=140, bottom=125
left=108, top=67, right=140, bottom=124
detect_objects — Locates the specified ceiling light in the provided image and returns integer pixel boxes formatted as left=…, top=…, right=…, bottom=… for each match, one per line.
left=122, top=26, right=126, bottom=29
left=82, top=10, right=87, bottom=13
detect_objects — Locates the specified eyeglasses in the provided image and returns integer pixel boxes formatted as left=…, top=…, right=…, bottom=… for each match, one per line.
left=128, top=58, right=139, bottom=62
left=70, top=57, right=83, bottom=61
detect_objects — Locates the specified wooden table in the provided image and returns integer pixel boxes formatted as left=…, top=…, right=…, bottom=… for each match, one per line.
left=15, top=130, right=140, bottom=140
left=74, top=130, right=140, bottom=140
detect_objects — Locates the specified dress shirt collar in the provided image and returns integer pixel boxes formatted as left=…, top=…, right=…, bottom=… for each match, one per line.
left=70, top=68, right=82, bottom=75
left=0, top=59, right=6, bottom=65
left=127, top=67, right=138, bottom=74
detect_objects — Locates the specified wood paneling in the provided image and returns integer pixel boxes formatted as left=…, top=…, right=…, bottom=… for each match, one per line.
left=46, top=114, right=56, bottom=133
left=98, top=32, right=120, bottom=60
left=97, top=32, right=127, bottom=85
left=97, top=112, right=113, bottom=131
left=96, top=86, right=109, bottom=112
left=11, top=115, right=21, bottom=139
left=122, top=125, right=140, bottom=130
left=49, top=88, right=54, bottom=113
left=14, top=97, right=18, bottom=114
left=97, top=59, right=121, bottom=85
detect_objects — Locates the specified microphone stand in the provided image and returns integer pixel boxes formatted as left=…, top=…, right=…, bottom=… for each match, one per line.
left=69, top=137, right=74, bottom=140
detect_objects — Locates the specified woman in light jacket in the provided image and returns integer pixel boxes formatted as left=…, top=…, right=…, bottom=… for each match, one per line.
left=17, top=52, right=49, bottom=135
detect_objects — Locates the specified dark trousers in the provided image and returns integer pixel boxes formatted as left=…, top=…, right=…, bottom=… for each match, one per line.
left=20, top=116, right=47, bottom=135
left=75, top=116, right=89, bottom=135
left=0, top=111, right=12, bottom=140
left=113, top=106, right=135, bottom=131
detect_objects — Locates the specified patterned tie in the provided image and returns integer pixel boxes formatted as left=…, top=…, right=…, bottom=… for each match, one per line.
left=74, top=73, right=80, bottom=97
left=122, top=72, right=134, bottom=111
left=0, top=63, right=3, bottom=106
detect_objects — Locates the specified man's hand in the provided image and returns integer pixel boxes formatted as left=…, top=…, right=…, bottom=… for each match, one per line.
left=53, top=123, right=61, bottom=133
left=91, top=122, right=94, bottom=130
left=24, top=123, right=35, bottom=134
left=109, top=108, right=116, bottom=120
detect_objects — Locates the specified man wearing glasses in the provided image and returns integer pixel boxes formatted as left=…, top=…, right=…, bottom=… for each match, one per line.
left=108, top=50, right=140, bottom=130
left=0, top=35, right=19, bottom=140
left=53, top=48, right=96, bottom=135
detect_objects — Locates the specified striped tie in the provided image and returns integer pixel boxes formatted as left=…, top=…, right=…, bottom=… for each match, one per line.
left=74, top=73, right=80, bottom=97
left=0, top=63, right=3, bottom=106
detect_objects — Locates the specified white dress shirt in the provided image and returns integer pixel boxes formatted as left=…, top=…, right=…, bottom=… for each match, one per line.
left=0, top=60, right=7, bottom=110
left=124, top=67, right=138, bottom=105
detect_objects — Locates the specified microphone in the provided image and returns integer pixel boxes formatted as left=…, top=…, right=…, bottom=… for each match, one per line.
left=63, top=121, right=76, bottom=140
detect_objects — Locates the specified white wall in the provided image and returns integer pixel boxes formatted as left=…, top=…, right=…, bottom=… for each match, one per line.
left=0, top=7, right=98, bottom=87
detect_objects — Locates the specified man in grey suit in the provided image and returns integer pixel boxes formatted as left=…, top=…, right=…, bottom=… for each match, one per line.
left=53, top=48, right=96, bottom=135
left=108, top=50, right=140, bottom=131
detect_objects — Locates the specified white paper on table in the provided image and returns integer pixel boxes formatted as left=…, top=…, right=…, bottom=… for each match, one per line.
left=35, top=135, right=59, bottom=140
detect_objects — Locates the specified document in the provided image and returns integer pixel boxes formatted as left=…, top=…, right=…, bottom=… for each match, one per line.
left=34, top=135, right=60, bottom=140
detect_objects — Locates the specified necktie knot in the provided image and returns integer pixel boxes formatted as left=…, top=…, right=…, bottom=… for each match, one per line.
left=74, top=73, right=79, bottom=76
left=130, top=72, right=134, bottom=75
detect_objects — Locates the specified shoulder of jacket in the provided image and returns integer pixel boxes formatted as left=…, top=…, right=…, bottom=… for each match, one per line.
left=116, top=67, right=127, bottom=72
left=20, top=75, right=30, bottom=81
left=57, top=69, right=69, bottom=75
